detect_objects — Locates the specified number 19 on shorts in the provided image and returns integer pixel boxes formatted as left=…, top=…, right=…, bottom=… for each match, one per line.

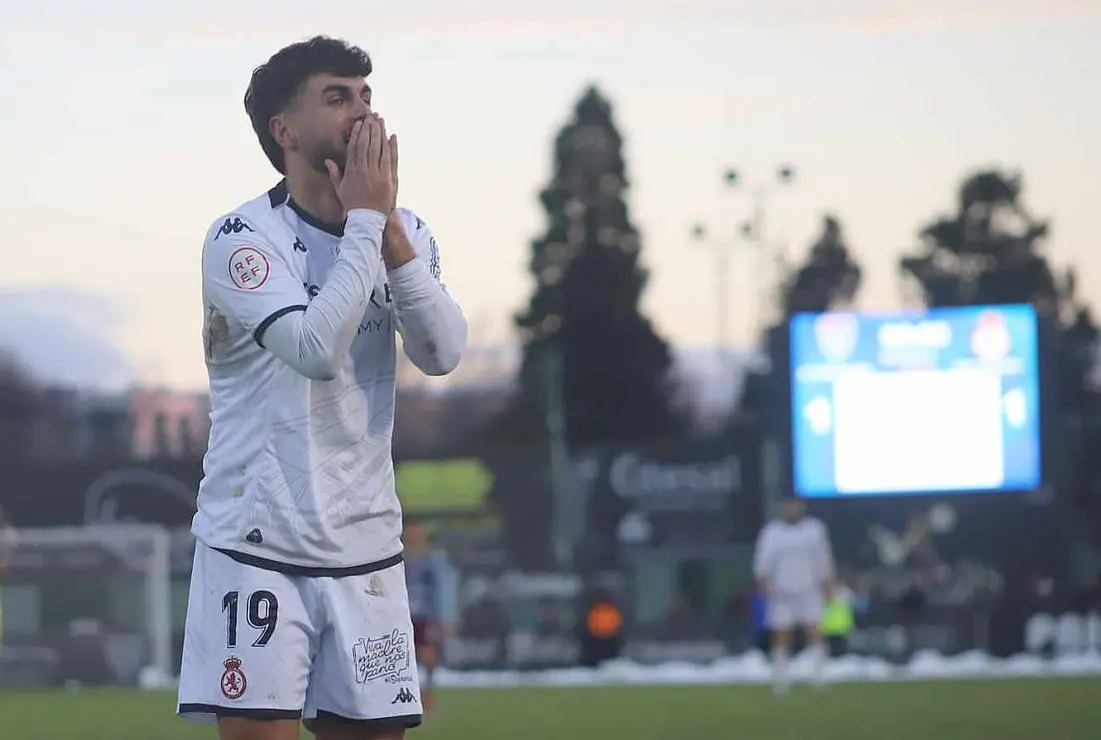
left=222, top=590, right=280, bottom=648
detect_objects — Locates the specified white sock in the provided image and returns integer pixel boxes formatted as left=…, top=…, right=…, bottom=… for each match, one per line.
left=810, top=642, right=826, bottom=686
left=771, top=646, right=790, bottom=694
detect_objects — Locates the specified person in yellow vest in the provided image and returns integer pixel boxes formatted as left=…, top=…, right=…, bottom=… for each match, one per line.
left=820, top=581, right=855, bottom=657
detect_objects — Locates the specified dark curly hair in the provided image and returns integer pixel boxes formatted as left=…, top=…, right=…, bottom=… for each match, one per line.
left=244, top=36, right=373, bottom=174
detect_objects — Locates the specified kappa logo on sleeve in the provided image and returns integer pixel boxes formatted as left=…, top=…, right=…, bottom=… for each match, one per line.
left=228, top=247, right=271, bottom=290
left=214, top=217, right=254, bottom=240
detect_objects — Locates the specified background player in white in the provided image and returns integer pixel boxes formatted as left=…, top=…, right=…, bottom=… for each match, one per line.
left=177, top=36, right=467, bottom=740
left=753, top=495, right=836, bottom=695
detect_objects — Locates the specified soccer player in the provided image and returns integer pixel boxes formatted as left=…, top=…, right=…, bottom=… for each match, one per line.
left=753, top=495, right=836, bottom=695
left=176, top=36, right=467, bottom=740
left=401, top=520, right=457, bottom=715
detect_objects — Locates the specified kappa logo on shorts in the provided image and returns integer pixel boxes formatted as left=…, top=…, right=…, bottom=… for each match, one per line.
left=220, top=656, right=248, bottom=700
left=351, top=629, right=412, bottom=684
left=391, top=687, right=417, bottom=705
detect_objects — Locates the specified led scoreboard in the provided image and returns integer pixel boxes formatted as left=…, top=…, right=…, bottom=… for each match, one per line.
left=789, top=304, right=1041, bottom=497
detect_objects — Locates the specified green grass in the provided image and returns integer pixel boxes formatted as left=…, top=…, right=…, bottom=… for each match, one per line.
left=1, top=679, right=1099, bottom=739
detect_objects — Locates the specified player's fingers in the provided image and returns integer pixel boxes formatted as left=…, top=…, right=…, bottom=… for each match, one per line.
left=366, top=118, right=383, bottom=173
left=358, top=119, right=375, bottom=170
left=346, top=120, right=364, bottom=167
left=389, top=134, right=399, bottom=183
left=377, top=117, right=387, bottom=163
left=348, top=119, right=366, bottom=171
left=324, top=159, right=341, bottom=187
left=379, top=120, right=392, bottom=173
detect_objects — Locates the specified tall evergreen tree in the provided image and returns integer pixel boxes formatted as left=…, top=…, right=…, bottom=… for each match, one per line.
left=497, top=86, right=677, bottom=448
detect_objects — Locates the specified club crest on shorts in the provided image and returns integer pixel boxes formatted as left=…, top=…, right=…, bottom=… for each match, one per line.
left=220, top=656, right=247, bottom=700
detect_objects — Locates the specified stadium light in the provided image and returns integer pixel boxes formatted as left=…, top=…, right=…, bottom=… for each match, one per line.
left=691, top=164, right=797, bottom=349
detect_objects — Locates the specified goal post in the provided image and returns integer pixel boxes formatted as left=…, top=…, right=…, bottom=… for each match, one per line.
left=0, top=523, right=173, bottom=688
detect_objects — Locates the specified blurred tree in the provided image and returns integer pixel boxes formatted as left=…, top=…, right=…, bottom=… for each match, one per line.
left=899, top=170, right=1073, bottom=317
left=494, top=86, right=678, bottom=448
left=0, top=350, right=42, bottom=460
left=738, top=214, right=863, bottom=422
left=778, top=214, right=862, bottom=317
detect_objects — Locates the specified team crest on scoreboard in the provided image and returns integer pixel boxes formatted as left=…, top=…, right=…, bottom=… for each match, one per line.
left=970, top=310, right=1011, bottom=362
left=220, top=656, right=248, bottom=700
left=813, top=312, right=859, bottom=363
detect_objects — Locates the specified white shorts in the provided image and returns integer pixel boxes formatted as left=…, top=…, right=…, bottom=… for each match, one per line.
left=767, top=589, right=824, bottom=630
left=177, top=545, right=422, bottom=732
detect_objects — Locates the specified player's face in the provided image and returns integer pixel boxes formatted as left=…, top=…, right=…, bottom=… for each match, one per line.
left=285, top=74, right=373, bottom=175
left=781, top=499, right=805, bottom=521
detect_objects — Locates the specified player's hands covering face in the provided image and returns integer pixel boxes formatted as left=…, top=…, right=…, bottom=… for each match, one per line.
left=325, top=113, right=397, bottom=216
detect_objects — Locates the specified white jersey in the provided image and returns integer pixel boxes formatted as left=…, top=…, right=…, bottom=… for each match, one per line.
left=753, top=516, right=835, bottom=595
left=193, top=181, right=466, bottom=574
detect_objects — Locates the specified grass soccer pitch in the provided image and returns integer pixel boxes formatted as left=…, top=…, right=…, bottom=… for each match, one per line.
left=1, top=679, right=1099, bottom=739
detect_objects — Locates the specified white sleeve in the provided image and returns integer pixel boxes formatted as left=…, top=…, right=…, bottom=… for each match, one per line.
left=753, top=524, right=775, bottom=582
left=814, top=520, right=836, bottom=583
left=387, top=209, right=468, bottom=376
left=202, top=209, right=387, bottom=381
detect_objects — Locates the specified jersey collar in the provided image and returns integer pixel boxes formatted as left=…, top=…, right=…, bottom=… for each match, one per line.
left=268, top=178, right=346, bottom=237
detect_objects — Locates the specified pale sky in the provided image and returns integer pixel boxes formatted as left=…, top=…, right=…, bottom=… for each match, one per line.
left=3, top=0, right=1100, bottom=391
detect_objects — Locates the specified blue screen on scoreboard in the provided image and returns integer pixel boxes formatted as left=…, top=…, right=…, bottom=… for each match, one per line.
left=789, top=304, right=1041, bottom=498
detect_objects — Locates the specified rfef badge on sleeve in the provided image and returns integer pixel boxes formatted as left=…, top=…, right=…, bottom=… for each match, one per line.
left=228, top=247, right=271, bottom=290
